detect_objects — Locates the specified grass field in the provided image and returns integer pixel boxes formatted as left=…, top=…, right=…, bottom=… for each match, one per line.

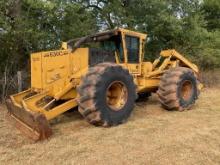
left=0, top=86, right=220, bottom=165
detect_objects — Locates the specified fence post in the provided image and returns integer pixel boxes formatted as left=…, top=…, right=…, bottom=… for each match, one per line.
left=17, top=71, right=22, bottom=92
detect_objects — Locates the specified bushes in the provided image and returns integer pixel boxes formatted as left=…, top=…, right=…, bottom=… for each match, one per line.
left=0, top=0, right=219, bottom=101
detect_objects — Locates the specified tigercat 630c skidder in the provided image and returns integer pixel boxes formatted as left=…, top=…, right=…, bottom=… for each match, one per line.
left=6, top=28, right=202, bottom=141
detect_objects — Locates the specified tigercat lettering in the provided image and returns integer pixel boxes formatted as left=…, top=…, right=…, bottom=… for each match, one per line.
left=43, top=51, right=68, bottom=57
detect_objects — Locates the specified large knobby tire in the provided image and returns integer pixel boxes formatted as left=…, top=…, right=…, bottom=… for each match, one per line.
left=77, top=63, right=136, bottom=127
left=157, top=67, right=199, bottom=111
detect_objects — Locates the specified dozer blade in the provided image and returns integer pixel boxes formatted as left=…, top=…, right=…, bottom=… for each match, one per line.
left=6, top=99, right=52, bottom=141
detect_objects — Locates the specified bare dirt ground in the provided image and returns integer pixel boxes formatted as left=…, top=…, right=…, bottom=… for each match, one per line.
left=0, top=87, right=220, bottom=165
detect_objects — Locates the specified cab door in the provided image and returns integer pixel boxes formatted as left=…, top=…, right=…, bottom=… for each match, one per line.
left=123, top=35, right=141, bottom=74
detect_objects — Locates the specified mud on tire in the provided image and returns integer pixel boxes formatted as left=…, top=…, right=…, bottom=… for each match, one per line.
left=77, top=62, right=136, bottom=126
left=157, top=67, right=199, bottom=111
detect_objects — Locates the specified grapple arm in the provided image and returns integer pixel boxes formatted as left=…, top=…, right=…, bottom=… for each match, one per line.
left=160, top=49, right=199, bottom=73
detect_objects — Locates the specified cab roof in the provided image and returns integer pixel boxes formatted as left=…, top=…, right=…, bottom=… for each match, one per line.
left=67, top=28, right=147, bottom=49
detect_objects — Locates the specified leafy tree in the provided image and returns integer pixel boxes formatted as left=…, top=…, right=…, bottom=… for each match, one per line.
left=202, top=0, right=220, bottom=31
left=85, top=0, right=220, bottom=68
left=0, top=0, right=96, bottom=99
left=0, top=0, right=96, bottom=71
left=1, top=0, right=219, bottom=72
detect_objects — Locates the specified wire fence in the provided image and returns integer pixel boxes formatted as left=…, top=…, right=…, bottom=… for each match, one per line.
left=0, top=70, right=30, bottom=103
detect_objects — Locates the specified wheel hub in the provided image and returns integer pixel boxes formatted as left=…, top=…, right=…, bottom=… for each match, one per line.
left=180, top=80, right=193, bottom=101
left=106, top=81, right=128, bottom=111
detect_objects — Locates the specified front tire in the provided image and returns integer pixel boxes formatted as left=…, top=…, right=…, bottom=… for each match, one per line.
left=77, top=63, right=136, bottom=126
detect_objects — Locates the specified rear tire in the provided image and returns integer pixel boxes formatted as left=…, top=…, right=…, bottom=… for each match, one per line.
left=77, top=63, right=136, bottom=126
left=157, top=67, right=199, bottom=111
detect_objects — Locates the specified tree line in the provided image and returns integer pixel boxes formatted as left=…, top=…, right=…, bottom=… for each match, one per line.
left=0, top=0, right=219, bottom=99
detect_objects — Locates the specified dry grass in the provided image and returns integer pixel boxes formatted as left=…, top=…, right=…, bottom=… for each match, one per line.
left=0, top=86, right=220, bottom=165
left=201, top=69, right=220, bottom=87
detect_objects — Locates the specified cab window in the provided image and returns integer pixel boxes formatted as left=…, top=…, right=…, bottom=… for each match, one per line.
left=125, top=36, right=140, bottom=63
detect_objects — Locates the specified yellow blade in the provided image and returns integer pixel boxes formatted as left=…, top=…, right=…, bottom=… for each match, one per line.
left=6, top=99, right=52, bottom=141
